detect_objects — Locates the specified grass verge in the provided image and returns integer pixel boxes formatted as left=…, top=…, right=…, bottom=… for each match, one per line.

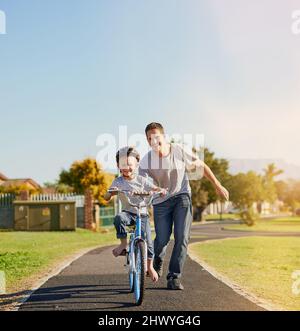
left=189, top=236, right=300, bottom=310
left=0, top=228, right=117, bottom=294
left=224, top=217, right=300, bottom=233
left=204, top=213, right=239, bottom=221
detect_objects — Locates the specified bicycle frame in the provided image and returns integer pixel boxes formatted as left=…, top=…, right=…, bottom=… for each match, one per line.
left=128, top=206, right=147, bottom=277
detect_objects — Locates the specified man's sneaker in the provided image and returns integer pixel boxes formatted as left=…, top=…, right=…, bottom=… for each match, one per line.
left=153, top=258, right=164, bottom=278
left=167, top=278, right=184, bottom=290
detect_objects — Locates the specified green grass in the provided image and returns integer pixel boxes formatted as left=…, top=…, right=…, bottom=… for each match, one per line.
left=190, top=237, right=300, bottom=310
left=0, top=229, right=117, bottom=292
left=204, top=213, right=239, bottom=221
left=224, top=217, right=300, bottom=233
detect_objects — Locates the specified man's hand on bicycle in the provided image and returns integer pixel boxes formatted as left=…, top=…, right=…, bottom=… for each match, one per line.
left=152, top=188, right=168, bottom=196
left=132, top=188, right=168, bottom=197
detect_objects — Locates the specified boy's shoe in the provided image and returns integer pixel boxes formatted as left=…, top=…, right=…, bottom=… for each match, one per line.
left=167, top=278, right=184, bottom=290
left=153, top=258, right=164, bottom=278
left=119, top=249, right=127, bottom=256
left=112, top=247, right=127, bottom=257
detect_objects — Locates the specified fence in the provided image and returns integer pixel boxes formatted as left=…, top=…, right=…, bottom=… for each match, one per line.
left=0, top=193, right=15, bottom=228
left=30, top=193, right=85, bottom=207
left=0, top=193, right=15, bottom=206
left=0, top=192, right=116, bottom=229
left=99, top=207, right=115, bottom=227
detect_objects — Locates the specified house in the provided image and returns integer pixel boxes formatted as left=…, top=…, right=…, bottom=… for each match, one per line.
left=254, top=200, right=284, bottom=215
left=0, top=172, right=41, bottom=191
left=42, top=187, right=57, bottom=194
left=0, top=172, right=8, bottom=185
left=1, top=178, right=41, bottom=191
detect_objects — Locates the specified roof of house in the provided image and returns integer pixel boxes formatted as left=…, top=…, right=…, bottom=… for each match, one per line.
left=0, top=172, right=8, bottom=181
left=42, top=187, right=57, bottom=194
left=1, top=178, right=41, bottom=190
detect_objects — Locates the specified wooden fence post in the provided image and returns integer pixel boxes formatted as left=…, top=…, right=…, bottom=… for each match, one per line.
left=19, top=190, right=29, bottom=201
left=94, top=204, right=100, bottom=232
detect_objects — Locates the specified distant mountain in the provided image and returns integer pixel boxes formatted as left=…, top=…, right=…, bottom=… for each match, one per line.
left=229, top=159, right=300, bottom=180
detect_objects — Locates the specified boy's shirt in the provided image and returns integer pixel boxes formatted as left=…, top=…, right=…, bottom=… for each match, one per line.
left=109, top=174, right=157, bottom=215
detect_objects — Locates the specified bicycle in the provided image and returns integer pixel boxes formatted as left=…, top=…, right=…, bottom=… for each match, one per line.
left=108, top=189, right=160, bottom=306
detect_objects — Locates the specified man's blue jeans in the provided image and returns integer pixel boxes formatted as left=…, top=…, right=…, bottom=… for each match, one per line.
left=153, top=193, right=193, bottom=280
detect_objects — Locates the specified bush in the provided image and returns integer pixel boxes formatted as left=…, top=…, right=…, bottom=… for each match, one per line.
left=240, top=209, right=259, bottom=226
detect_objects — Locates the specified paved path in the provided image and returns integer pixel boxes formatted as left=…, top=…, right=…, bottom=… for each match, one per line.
left=20, top=223, right=299, bottom=311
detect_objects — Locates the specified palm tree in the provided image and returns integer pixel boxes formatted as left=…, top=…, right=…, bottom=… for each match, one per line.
left=263, top=163, right=283, bottom=180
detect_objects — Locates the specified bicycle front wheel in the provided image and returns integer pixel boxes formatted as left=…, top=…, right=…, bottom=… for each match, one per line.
left=129, top=254, right=134, bottom=294
left=134, top=240, right=146, bottom=306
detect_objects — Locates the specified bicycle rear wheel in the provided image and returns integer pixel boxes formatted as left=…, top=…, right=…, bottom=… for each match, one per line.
left=134, top=240, right=146, bottom=306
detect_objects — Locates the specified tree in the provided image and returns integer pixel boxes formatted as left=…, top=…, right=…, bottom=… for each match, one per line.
left=275, top=179, right=300, bottom=214
left=227, top=171, right=264, bottom=225
left=43, top=181, right=73, bottom=193
left=190, top=180, right=208, bottom=221
left=58, top=158, right=113, bottom=206
left=261, top=163, right=283, bottom=204
left=190, top=148, right=231, bottom=221
left=275, top=180, right=288, bottom=202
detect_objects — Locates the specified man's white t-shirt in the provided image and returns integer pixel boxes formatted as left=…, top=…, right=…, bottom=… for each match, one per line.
left=139, top=143, right=198, bottom=205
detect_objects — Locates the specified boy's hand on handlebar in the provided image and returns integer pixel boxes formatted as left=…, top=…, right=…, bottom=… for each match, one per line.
left=108, top=187, right=119, bottom=196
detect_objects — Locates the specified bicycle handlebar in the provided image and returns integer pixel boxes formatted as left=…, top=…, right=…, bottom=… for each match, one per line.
left=108, top=189, right=165, bottom=208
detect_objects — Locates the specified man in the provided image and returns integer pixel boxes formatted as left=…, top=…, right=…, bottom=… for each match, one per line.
left=139, top=122, right=229, bottom=290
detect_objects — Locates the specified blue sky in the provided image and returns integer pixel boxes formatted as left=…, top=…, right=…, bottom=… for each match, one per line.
left=0, top=0, right=300, bottom=184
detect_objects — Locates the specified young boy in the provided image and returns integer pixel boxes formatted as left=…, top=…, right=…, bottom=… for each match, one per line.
left=104, top=146, right=166, bottom=282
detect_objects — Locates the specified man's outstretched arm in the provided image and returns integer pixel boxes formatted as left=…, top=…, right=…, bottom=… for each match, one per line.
left=188, top=158, right=229, bottom=201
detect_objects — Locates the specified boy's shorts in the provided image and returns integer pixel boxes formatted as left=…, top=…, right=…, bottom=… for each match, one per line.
left=113, top=211, right=154, bottom=259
